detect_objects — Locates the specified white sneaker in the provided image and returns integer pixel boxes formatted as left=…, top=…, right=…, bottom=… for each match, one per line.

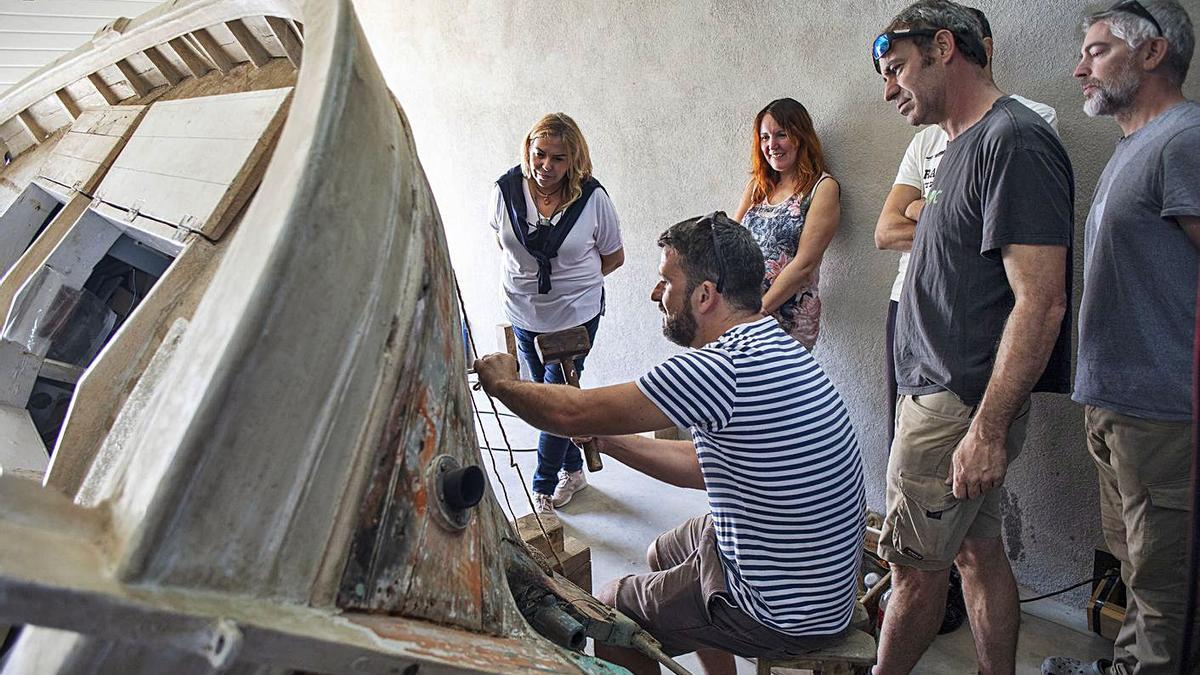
left=551, top=469, right=588, bottom=507
left=534, top=493, right=556, bottom=515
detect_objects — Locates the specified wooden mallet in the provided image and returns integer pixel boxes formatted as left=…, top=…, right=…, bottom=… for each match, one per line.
left=534, top=326, right=603, bottom=472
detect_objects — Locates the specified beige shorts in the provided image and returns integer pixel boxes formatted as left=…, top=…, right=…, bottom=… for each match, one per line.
left=612, top=514, right=847, bottom=657
left=878, top=392, right=1030, bottom=570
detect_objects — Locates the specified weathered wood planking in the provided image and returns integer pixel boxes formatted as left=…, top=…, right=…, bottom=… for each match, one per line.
left=38, top=105, right=146, bottom=194
left=166, top=36, right=213, bottom=78
left=0, top=403, right=48, bottom=478
left=93, top=87, right=290, bottom=240
left=0, top=191, right=90, bottom=329
left=49, top=240, right=220, bottom=497
left=143, top=46, right=185, bottom=86
left=265, top=16, right=302, bottom=67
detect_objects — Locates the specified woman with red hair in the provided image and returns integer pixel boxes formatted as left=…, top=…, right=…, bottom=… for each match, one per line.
left=734, top=98, right=841, bottom=350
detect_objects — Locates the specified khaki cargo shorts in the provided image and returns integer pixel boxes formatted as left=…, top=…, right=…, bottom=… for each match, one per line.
left=878, top=392, right=1030, bottom=570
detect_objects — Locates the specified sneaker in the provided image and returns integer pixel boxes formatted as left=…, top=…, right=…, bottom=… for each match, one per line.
left=551, top=469, right=588, bottom=507
left=534, top=493, right=556, bottom=515
left=1040, top=656, right=1112, bottom=675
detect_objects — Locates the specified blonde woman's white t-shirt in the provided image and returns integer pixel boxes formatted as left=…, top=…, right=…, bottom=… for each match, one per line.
left=489, top=180, right=623, bottom=332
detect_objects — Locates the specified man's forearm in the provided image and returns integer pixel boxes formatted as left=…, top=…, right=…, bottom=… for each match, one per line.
left=874, top=214, right=916, bottom=252
left=599, top=435, right=705, bottom=489
left=971, top=296, right=1066, bottom=440
left=490, top=379, right=584, bottom=437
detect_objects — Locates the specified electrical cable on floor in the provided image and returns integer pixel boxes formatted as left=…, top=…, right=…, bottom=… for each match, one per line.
left=1019, top=572, right=1119, bottom=603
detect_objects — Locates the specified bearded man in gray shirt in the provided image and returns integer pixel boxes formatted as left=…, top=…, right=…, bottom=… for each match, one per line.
left=1043, top=3, right=1200, bottom=675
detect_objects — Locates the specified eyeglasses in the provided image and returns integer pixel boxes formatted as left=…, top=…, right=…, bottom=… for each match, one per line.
left=872, top=28, right=940, bottom=73
left=702, top=212, right=727, bottom=293
left=1110, top=0, right=1163, bottom=37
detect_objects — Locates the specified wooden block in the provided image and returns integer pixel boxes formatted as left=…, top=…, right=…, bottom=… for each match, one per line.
left=557, top=535, right=591, bottom=593
left=756, top=629, right=876, bottom=673
left=864, top=526, right=881, bottom=555
left=516, top=512, right=563, bottom=558
left=495, top=322, right=516, bottom=358
left=653, top=426, right=679, bottom=440
left=1088, top=576, right=1126, bottom=641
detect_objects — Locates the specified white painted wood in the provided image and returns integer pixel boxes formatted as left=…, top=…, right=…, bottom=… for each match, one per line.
left=54, top=89, right=81, bottom=119
left=0, top=1, right=163, bottom=89
left=16, top=110, right=47, bottom=143
left=94, top=87, right=290, bottom=237
left=191, top=27, right=235, bottom=73
left=143, top=45, right=183, bottom=85
left=264, top=15, right=301, bottom=67
left=87, top=72, right=119, bottom=104
left=0, top=183, right=60, bottom=275
left=166, top=36, right=211, bottom=78
left=38, top=104, right=145, bottom=193
left=0, top=403, right=48, bottom=476
left=0, top=0, right=304, bottom=134
left=113, top=58, right=150, bottom=96
left=225, top=18, right=270, bottom=67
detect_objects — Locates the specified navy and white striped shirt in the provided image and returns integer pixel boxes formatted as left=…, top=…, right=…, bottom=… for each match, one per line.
left=637, top=317, right=865, bottom=636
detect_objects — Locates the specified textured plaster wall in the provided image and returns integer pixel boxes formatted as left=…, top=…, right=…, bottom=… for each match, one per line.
left=353, top=0, right=1200, bottom=618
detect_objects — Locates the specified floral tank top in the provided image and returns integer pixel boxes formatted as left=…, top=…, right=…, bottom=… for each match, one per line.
left=741, top=174, right=831, bottom=350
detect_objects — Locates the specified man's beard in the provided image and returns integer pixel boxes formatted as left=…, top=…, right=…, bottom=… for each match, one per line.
left=661, top=302, right=698, bottom=348
left=1084, top=59, right=1141, bottom=117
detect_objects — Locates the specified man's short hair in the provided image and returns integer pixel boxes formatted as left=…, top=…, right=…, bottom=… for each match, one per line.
left=885, top=0, right=989, bottom=68
left=657, top=213, right=764, bottom=314
left=1085, top=0, right=1194, bottom=86
left=966, top=6, right=992, bottom=40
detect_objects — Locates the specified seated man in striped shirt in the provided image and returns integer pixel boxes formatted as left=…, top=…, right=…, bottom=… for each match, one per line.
left=475, top=212, right=866, bottom=674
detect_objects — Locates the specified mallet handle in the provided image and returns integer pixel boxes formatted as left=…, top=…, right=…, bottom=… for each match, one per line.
left=560, top=359, right=603, bottom=472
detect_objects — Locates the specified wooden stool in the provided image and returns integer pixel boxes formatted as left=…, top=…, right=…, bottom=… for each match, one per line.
left=755, top=604, right=876, bottom=675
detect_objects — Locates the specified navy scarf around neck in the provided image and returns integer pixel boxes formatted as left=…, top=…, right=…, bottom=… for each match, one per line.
left=497, top=165, right=603, bottom=294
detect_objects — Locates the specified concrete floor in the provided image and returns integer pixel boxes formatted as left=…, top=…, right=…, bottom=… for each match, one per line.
left=475, top=411, right=1114, bottom=674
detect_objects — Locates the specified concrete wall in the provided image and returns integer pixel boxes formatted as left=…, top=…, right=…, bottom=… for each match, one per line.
left=353, top=0, right=1200, bottom=620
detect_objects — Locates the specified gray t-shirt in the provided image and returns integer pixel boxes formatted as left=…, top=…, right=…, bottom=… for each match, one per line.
left=895, top=97, right=1074, bottom=405
left=1074, top=101, right=1200, bottom=421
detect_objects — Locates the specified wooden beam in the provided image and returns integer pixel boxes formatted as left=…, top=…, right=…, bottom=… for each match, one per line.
left=114, top=59, right=151, bottom=98
left=87, top=73, right=120, bottom=105
left=16, top=111, right=47, bottom=145
left=265, top=16, right=302, bottom=68
left=54, top=90, right=80, bottom=120
left=191, top=28, right=235, bottom=74
left=166, top=37, right=211, bottom=79
left=226, top=18, right=271, bottom=68
left=143, top=46, right=183, bottom=86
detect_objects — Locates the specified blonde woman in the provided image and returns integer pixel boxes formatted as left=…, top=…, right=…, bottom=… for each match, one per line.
left=488, top=113, right=624, bottom=514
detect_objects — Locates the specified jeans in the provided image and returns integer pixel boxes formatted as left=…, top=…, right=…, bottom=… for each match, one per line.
left=512, top=313, right=601, bottom=495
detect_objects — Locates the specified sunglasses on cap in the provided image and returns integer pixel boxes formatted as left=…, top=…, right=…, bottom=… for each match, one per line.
left=1109, top=0, right=1163, bottom=36
left=872, top=27, right=988, bottom=74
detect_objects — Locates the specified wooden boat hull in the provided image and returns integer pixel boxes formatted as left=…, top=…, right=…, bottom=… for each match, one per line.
left=0, top=2, right=636, bottom=673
